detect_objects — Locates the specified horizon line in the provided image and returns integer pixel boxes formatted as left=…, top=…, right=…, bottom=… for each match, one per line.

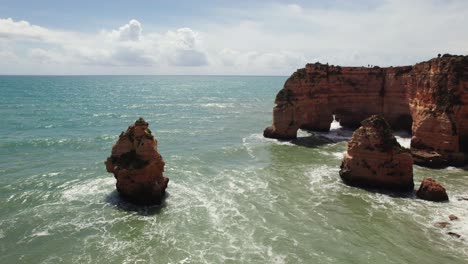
left=0, top=74, right=290, bottom=77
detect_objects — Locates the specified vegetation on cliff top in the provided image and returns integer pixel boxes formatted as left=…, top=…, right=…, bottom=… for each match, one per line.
left=394, top=66, right=413, bottom=77
left=290, top=68, right=306, bottom=80
left=450, top=55, right=468, bottom=82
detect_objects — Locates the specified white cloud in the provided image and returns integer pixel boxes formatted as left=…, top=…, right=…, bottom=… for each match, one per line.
left=218, top=49, right=305, bottom=70
left=0, top=17, right=52, bottom=41
left=29, top=48, right=63, bottom=63
left=219, top=48, right=240, bottom=66
left=166, top=28, right=198, bottom=49
left=287, top=4, right=303, bottom=14
left=0, top=18, right=211, bottom=71
left=0, top=49, right=18, bottom=63
left=161, top=28, right=208, bottom=66
left=111, top=19, right=142, bottom=41
left=0, top=0, right=468, bottom=74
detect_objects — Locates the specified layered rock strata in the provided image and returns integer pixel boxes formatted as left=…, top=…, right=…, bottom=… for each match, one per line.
left=264, top=55, right=468, bottom=166
left=105, top=118, right=169, bottom=205
left=416, top=177, right=449, bottom=202
left=339, top=115, right=414, bottom=191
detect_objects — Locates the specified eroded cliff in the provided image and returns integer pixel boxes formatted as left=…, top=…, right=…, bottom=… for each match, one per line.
left=264, top=55, right=468, bottom=166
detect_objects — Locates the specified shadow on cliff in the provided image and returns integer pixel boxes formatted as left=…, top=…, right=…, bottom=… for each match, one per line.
left=105, top=190, right=169, bottom=216
left=287, top=136, right=333, bottom=148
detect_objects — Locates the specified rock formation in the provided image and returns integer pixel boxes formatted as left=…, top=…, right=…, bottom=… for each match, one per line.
left=339, top=115, right=414, bottom=191
left=105, top=118, right=169, bottom=205
left=449, top=214, right=458, bottom=221
left=416, top=177, right=449, bottom=202
left=264, top=55, right=468, bottom=167
left=447, top=232, right=461, bottom=239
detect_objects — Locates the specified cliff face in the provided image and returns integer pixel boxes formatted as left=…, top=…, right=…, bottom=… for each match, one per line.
left=264, top=55, right=468, bottom=166
left=105, top=118, right=169, bottom=205
left=339, top=115, right=414, bottom=191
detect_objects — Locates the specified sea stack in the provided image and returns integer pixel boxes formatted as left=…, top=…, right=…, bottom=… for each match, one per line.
left=339, top=115, right=414, bottom=191
left=416, top=177, right=449, bottom=202
left=264, top=55, right=468, bottom=167
left=105, top=118, right=169, bottom=205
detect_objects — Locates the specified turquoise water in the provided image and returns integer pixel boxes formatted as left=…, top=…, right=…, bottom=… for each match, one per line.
left=0, top=76, right=467, bottom=263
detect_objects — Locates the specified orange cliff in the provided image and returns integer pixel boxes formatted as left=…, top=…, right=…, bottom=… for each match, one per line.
left=105, top=118, right=169, bottom=205
left=264, top=54, right=468, bottom=167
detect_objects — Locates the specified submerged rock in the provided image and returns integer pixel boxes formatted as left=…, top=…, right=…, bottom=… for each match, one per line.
left=416, top=178, right=448, bottom=202
left=435, top=221, right=451, bottom=228
left=449, top=214, right=459, bottom=221
left=447, top=232, right=461, bottom=239
left=105, top=118, right=169, bottom=205
left=339, top=115, right=414, bottom=191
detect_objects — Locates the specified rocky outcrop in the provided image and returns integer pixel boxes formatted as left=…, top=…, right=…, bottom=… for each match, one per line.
left=339, top=115, right=414, bottom=191
left=416, top=177, right=449, bottom=202
left=449, top=214, right=459, bottom=221
left=447, top=232, right=461, bottom=239
left=264, top=55, right=468, bottom=166
left=105, top=118, right=169, bottom=205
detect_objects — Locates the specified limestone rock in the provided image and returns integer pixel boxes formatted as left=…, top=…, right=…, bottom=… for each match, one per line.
left=339, top=115, right=414, bottom=191
left=416, top=177, right=449, bottom=202
left=264, top=55, right=468, bottom=167
left=105, top=118, right=169, bottom=205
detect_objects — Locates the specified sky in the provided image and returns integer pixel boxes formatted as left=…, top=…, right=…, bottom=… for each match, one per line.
left=0, top=0, right=467, bottom=75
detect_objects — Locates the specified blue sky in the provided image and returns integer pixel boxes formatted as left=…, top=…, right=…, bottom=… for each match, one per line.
left=0, top=0, right=467, bottom=75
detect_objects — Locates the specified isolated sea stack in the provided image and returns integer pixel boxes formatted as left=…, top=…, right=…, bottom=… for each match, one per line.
left=264, top=55, right=468, bottom=167
left=339, top=115, right=414, bottom=191
left=105, top=118, right=169, bottom=205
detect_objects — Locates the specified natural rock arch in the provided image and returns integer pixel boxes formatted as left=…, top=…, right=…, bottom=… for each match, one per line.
left=264, top=55, right=468, bottom=167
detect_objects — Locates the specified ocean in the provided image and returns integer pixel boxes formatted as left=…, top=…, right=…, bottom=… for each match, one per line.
left=0, top=75, right=467, bottom=263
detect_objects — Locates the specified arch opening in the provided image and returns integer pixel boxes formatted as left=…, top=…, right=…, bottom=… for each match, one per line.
left=460, top=135, right=468, bottom=153
left=392, top=114, right=413, bottom=134
left=330, top=114, right=342, bottom=130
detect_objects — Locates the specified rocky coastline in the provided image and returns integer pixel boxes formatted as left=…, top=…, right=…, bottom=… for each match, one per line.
left=264, top=54, right=468, bottom=167
left=264, top=57, right=468, bottom=240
